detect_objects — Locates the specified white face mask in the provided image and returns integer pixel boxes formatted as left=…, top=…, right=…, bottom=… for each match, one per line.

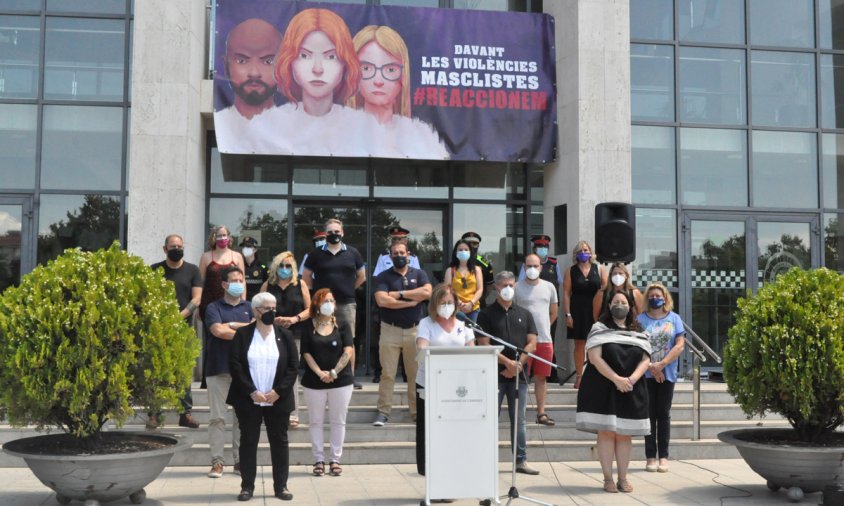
left=525, top=267, right=540, bottom=280
left=499, top=286, right=515, bottom=301
left=314, top=239, right=326, bottom=248
left=320, top=301, right=335, bottom=316
left=241, top=247, right=255, bottom=258
left=437, top=303, right=455, bottom=319
left=611, top=274, right=626, bottom=287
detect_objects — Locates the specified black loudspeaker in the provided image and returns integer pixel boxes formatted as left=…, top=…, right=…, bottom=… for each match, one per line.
left=554, top=204, right=567, bottom=256
left=595, top=202, right=635, bottom=263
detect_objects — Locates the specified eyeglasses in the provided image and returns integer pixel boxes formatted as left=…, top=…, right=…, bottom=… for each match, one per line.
left=360, top=61, right=403, bottom=81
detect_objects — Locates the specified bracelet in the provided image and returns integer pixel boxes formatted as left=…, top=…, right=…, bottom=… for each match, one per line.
left=295, top=315, right=301, bottom=323
left=329, top=369, right=338, bottom=379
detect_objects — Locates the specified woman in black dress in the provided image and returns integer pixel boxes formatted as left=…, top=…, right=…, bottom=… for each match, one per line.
left=576, top=291, right=651, bottom=494
left=563, top=240, right=607, bottom=388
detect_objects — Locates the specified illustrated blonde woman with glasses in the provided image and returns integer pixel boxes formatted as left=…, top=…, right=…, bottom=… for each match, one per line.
left=443, top=239, right=483, bottom=322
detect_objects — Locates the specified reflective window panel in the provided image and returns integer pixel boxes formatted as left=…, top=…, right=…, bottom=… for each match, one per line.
left=822, top=133, right=844, bottom=209
left=45, top=17, right=125, bottom=102
left=632, top=125, right=676, bottom=205
left=290, top=205, right=367, bottom=268
left=631, top=44, right=674, bottom=122
left=0, top=103, right=36, bottom=189
left=749, top=0, right=814, bottom=48
left=291, top=158, right=367, bottom=197
left=0, top=15, right=40, bottom=99
left=680, top=128, right=748, bottom=206
left=0, top=0, right=40, bottom=11
left=632, top=208, right=677, bottom=289
left=820, top=0, right=844, bottom=50
left=373, top=159, right=448, bottom=199
left=824, top=212, right=844, bottom=272
left=752, top=131, right=817, bottom=208
left=37, top=194, right=121, bottom=265
left=528, top=164, right=543, bottom=203
left=208, top=198, right=288, bottom=264
left=757, top=221, right=811, bottom=288
left=678, top=0, right=744, bottom=44
left=210, top=149, right=289, bottom=194
left=370, top=207, right=445, bottom=284
left=630, top=0, right=673, bottom=40
left=0, top=203, right=22, bottom=292
left=40, top=105, right=124, bottom=191
left=453, top=162, right=525, bottom=200
left=751, top=51, right=816, bottom=128
left=820, top=54, right=844, bottom=129
left=46, top=0, right=127, bottom=13
left=679, top=47, right=746, bottom=125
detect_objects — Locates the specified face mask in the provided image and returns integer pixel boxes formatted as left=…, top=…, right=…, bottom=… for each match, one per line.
left=260, top=309, right=276, bottom=325
left=320, top=301, right=335, bottom=316
left=216, top=237, right=229, bottom=249
left=241, top=247, right=255, bottom=258
left=314, top=239, right=326, bottom=248
left=456, top=250, right=471, bottom=262
left=535, top=247, right=549, bottom=259
left=576, top=251, right=591, bottom=263
left=437, top=303, right=455, bottom=319
left=611, top=274, right=626, bottom=287
left=391, top=255, right=408, bottom=268
left=525, top=267, right=540, bottom=280
left=326, top=232, right=342, bottom=244
left=610, top=304, right=629, bottom=320
left=166, top=248, right=184, bottom=262
left=277, top=267, right=292, bottom=279
left=225, top=282, right=244, bottom=297
left=649, top=297, right=665, bottom=309
left=499, top=286, right=515, bottom=301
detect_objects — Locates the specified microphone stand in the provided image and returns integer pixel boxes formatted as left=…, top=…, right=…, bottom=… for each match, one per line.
left=460, top=316, right=558, bottom=506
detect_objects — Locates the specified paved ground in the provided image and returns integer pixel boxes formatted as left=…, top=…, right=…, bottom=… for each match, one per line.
left=0, top=458, right=825, bottom=505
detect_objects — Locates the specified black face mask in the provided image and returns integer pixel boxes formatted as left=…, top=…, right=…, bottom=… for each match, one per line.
left=260, top=310, right=276, bottom=325
left=166, top=248, right=184, bottom=262
left=391, top=255, right=408, bottom=268
left=326, top=232, right=342, bottom=244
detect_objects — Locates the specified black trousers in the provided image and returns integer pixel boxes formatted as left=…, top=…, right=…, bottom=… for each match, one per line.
left=645, top=378, right=676, bottom=459
left=235, top=404, right=291, bottom=493
left=415, top=386, right=425, bottom=475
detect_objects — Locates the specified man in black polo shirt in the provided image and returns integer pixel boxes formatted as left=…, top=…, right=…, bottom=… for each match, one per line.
left=372, top=241, right=432, bottom=426
left=477, top=270, right=540, bottom=476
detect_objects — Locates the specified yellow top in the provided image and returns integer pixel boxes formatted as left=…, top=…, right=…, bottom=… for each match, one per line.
left=451, top=267, right=480, bottom=311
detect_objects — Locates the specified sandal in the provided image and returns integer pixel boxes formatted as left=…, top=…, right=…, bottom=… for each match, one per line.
left=289, top=418, right=299, bottom=429
left=536, top=413, right=555, bottom=426
left=603, top=479, right=618, bottom=493
left=329, top=461, right=342, bottom=476
left=617, top=478, right=633, bottom=493
left=312, top=461, right=324, bottom=477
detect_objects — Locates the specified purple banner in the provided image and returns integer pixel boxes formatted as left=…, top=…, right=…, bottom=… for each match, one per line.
left=214, top=1, right=557, bottom=163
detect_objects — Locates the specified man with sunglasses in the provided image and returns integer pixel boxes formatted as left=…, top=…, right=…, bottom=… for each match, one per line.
left=372, top=241, right=431, bottom=426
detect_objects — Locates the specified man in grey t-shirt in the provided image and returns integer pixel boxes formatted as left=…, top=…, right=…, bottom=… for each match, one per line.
left=514, top=254, right=559, bottom=425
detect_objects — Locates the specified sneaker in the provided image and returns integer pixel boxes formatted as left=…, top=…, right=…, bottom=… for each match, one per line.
left=372, top=414, right=388, bottom=427
left=354, top=382, right=363, bottom=390
left=516, top=462, right=539, bottom=475
left=178, top=413, right=200, bottom=429
left=208, top=463, right=223, bottom=478
left=233, top=462, right=241, bottom=475
left=145, top=415, right=159, bottom=430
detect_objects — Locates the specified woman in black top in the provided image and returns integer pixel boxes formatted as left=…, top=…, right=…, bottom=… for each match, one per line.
left=563, top=240, right=607, bottom=388
left=300, top=288, right=355, bottom=477
left=261, top=251, right=310, bottom=429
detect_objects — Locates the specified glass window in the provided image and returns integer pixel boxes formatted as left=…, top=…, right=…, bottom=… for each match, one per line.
left=752, top=131, right=817, bottom=208
left=0, top=15, right=40, bottom=99
left=824, top=213, right=844, bottom=272
left=0, top=0, right=40, bottom=11
left=820, top=54, right=844, bottom=129
left=37, top=194, right=121, bottom=265
left=0, top=203, right=22, bottom=291
left=0, top=104, right=36, bottom=189
left=45, top=17, right=125, bottom=102
left=452, top=203, right=525, bottom=292
left=822, top=133, right=844, bottom=208
left=208, top=198, right=288, bottom=263
left=630, top=0, right=673, bottom=40
left=210, top=149, right=289, bottom=194
left=453, top=162, right=525, bottom=200
left=373, top=159, right=448, bottom=199
left=632, top=208, right=677, bottom=289
left=678, top=0, right=744, bottom=44
left=631, top=44, right=674, bottom=122
left=632, top=125, right=676, bottom=205
left=292, top=159, right=367, bottom=197
left=757, top=222, right=811, bottom=287
left=46, top=0, right=126, bottom=14
left=40, top=105, right=124, bottom=191
left=528, top=164, right=543, bottom=203
left=679, top=47, right=746, bottom=125
left=751, top=51, right=816, bottom=128
left=680, top=128, right=748, bottom=206
left=749, top=0, right=814, bottom=48
left=454, top=0, right=509, bottom=11
left=820, top=0, right=844, bottom=50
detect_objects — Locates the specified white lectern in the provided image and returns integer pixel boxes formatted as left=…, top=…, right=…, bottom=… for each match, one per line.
left=419, top=346, right=502, bottom=506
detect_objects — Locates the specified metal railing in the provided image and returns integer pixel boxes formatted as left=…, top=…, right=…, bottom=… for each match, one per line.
left=683, top=325, right=721, bottom=440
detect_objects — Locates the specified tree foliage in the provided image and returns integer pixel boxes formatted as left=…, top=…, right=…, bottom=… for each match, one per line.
left=724, top=267, right=844, bottom=442
left=0, top=242, right=199, bottom=441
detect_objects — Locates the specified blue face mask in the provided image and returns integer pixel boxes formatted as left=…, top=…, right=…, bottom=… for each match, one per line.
left=576, top=251, right=591, bottom=263
left=226, top=282, right=244, bottom=297
left=535, top=247, right=549, bottom=259
left=277, top=267, right=292, bottom=279
left=456, top=250, right=471, bottom=262
left=649, top=297, right=665, bottom=309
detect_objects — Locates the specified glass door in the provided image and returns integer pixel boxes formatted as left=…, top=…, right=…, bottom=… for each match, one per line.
left=0, top=196, right=33, bottom=292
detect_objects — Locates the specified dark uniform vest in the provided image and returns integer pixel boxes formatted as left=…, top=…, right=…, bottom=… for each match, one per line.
left=540, top=256, right=560, bottom=291
left=244, top=257, right=268, bottom=301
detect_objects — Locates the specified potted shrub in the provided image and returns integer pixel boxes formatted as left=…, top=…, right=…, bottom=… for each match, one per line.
left=0, top=242, right=199, bottom=505
left=719, top=267, right=844, bottom=502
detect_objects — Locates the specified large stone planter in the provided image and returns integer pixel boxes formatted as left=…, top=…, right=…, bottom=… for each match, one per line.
left=3, top=431, right=190, bottom=505
left=718, top=428, right=844, bottom=502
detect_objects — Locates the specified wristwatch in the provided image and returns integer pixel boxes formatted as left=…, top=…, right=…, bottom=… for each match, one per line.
left=399, top=290, right=405, bottom=300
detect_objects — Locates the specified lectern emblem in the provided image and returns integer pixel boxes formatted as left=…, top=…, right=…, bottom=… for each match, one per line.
left=456, top=386, right=468, bottom=398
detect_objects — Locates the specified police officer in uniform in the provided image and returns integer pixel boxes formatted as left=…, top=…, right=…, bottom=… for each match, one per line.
left=299, top=230, right=327, bottom=277
left=461, top=231, right=494, bottom=308
left=240, top=236, right=268, bottom=301
left=373, top=226, right=421, bottom=276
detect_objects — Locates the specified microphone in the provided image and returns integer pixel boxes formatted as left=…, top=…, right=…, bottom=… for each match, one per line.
left=455, top=311, right=481, bottom=330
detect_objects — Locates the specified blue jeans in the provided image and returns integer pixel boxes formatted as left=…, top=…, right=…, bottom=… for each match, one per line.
left=497, top=380, right=528, bottom=463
